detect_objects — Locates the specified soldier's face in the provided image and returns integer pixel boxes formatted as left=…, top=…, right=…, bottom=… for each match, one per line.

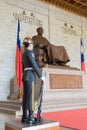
left=29, top=43, right=33, bottom=50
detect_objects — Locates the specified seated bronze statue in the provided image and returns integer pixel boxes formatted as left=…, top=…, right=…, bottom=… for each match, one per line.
left=32, top=27, right=70, bottom=67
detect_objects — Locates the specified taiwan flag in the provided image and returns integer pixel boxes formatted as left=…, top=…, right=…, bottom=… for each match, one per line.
left=15, top=19, right=22, bottom=89
left=80, top=37, right=85, bottom=73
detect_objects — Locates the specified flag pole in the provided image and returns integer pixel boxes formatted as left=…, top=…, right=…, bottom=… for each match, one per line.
left=80, top=18, right=86, bottom=73
left=15, top=18, right=22, bottom=101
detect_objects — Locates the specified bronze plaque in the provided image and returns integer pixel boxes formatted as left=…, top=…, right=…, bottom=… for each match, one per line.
left=50, top=74, right=83, bottom=89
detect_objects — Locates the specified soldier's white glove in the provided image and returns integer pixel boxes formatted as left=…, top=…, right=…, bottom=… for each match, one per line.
left=41, top=75, right=46, bottom=82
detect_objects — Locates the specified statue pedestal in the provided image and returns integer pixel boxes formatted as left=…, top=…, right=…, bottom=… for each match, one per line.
left=40, top=65, right=87, bottom=111
left=5, top=119, right=60, bottom=130
left=42, top=64, right=86, bottom=90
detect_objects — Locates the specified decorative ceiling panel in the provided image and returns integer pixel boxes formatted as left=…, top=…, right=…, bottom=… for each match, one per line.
left=39, top=0, right=87, bottom=18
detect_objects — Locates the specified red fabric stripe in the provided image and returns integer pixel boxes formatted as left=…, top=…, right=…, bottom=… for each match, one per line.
left=81, top=62, right=85, bottom=73
left=15, top=46, right=22, bottom=88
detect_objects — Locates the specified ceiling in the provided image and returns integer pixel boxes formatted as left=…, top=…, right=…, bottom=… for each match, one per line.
left=39, top=0, right=87, bottom=18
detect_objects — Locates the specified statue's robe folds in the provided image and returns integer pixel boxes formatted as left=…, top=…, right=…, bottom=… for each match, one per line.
left=46, top=44, right=70, bottom=64
left=32, top=35, right=70, bottom=67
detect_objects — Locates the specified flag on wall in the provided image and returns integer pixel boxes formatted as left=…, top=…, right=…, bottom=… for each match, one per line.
left=15, top=19, right=22, bottom=93
left=80, top=37, right=85, bottom=73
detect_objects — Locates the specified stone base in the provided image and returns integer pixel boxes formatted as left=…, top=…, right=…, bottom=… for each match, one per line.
left=8, top=77, right=18, bottom=100
left=42, top=64, right=85, bottom=89
left=5, top=119, right=60, bottom=130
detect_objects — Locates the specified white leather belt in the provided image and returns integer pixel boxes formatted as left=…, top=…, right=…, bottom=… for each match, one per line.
left=24, top=67, right=33, bottom=71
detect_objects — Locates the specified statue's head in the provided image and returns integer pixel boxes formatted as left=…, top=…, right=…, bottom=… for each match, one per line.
left=37, top=27, right=43, bottom=35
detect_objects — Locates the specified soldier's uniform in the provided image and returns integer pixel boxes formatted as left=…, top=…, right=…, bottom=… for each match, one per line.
left=22, top=48, right=42, bottom=123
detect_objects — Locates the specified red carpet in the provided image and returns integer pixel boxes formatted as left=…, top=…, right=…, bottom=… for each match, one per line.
left=42, top=108, right=87, bottom=130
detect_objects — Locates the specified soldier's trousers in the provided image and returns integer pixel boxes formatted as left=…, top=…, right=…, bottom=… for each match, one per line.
left=22, top=80, right=35, bottom=117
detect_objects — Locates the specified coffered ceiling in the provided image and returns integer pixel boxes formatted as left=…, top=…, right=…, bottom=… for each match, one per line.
left=39, top=0, right=87, bottom=18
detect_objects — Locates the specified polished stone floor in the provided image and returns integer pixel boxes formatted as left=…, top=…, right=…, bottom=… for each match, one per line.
left=0, top=112, right=73, bottom=130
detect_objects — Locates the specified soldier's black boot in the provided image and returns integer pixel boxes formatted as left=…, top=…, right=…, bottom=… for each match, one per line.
left=28, top=111, right=35, bottom=125
left=21, top=115, right=28, bottom=123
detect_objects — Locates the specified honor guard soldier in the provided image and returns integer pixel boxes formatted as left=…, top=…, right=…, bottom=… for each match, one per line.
left=22, top=37, right=45, bottom=124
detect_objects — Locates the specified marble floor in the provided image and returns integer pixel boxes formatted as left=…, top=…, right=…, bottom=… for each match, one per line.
left=0, top=112, right=73, bottom=130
